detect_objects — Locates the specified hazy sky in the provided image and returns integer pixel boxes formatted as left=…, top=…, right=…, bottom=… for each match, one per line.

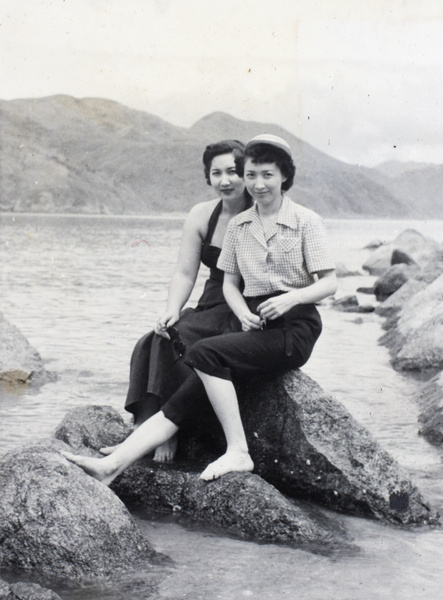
left=2, top=0, right=443, bottom=166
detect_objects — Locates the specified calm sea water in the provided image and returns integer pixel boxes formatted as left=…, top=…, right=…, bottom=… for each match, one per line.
left=1, top=213, right=443, bottom=600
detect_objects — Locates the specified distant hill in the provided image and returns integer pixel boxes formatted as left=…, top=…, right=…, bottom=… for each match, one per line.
left=0, top=95, right=441, bottom=218
left=373, top=161, right=443, bottom=219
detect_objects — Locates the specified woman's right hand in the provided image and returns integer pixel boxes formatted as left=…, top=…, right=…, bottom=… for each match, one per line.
left=155, top=311, right=180, bottom=339
left=239, top=311, right=262, bottom=332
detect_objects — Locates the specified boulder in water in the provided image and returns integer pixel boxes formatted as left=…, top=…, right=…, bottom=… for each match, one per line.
left=379, top=274, right=443, bottom=371
left=362, top=229, right=440, bottom=276
left=335, top=263, right=363, bottom=278
left=418, top=372, right=443, bottom=446
left=363, top=238, right=385, bottom=250
left=0, top=313, right=51, bottom=386
left=375, top=279, right=427, bottom=317
left=373, top=263, right=420, bottom=301
left=331, top=295, right=375, bottom=313
left=390, top=249, right=417, bottom=267
left=238, top=371, right=439, bottom=526
left=0, top=439, right=163, bottom=583
left=54, top=407, right=343, bottom=550
left=54, top=404, right=132, bottom=454
left=111, top=462, right=339, bottom=550
left=0, top=578, right=62, bottom=600
left=56, top=372, right=439, bottom=528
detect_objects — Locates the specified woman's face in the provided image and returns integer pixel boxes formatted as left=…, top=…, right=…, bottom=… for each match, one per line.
left=244, top=158, right=286, bottom=204
left=209, top=153, right=245, bottom=202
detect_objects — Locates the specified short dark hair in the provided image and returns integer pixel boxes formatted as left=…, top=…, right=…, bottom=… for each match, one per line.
left=236, top=143, right=296, bottom=191
left=202, top=139, right=246, bottom=186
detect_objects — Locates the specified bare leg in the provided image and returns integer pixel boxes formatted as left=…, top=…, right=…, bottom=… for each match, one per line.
left=194, top=369, right=254, bottom=481
left=99, top=444, right=121, bottom=456
left=100, top=396, right=168, bottom=456
left=100, top=428, right=178, bottom=461
left=130, top=400, right=178, bottom=463
left=61, top=411, right=179, bottom=486
left=153, top=434, right=178, bottom=462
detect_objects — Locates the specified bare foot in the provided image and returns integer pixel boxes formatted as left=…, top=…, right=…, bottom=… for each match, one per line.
left=154, top=434, right=178, bottom=463
left=199, top=450, right=254, bottom=481
left=99, top=443, right=121, bottom=456
left=61, top=451, right=120, bottom=486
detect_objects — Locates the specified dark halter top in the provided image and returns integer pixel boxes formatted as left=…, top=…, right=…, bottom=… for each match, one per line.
left=201, top=200, right=224, bottom=282
left=200, top=196, right=252, bottom=283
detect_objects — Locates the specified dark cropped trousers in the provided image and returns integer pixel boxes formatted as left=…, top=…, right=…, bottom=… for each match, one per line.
left=161, top=295, right=322, bottom=427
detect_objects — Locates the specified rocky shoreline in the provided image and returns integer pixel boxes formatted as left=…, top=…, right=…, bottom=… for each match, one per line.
left=1, top=227, right=442, bottom=594
left=323, top=228, right=443, bottom=445
left=349, top=229, right=443, bottom=443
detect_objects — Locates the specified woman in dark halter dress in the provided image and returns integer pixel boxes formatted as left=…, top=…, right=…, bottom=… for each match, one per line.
left=62, top=134, right=335, bottom=486
left=109, top=139, right=252, bottom=461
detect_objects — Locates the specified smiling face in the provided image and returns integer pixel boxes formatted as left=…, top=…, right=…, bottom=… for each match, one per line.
left=209, top=153, right=245, bottom=202
left=243, top=158, right=287, bottom=204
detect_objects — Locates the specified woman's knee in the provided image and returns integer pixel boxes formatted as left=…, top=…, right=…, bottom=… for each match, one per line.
left=187, top=338, right=212, bottom=364
left=131, top=332, right=153, bottom=356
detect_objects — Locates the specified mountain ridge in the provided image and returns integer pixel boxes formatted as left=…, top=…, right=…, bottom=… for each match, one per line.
left=1, top=95, right=441, bottom=218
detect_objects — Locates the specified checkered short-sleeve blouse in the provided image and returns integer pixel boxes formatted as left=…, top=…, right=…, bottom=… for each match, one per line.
left=217, top=196, right=335, bottom=297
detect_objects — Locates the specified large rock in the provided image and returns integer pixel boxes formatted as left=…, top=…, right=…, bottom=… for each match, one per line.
left=57, top=375, right=438, bottom=527
left=380, top=274, right=443, bottom=371
left=390, top=249, right=417, bottom=267
left=331, top=295, right=375, bottom=313
left=0, top=439, right=163, bottom=583
left=375, top=279, right=428, bottom=317
left=418, top=372, right=443, bottom=446
left=54, top=404, right=132, bottom=454
left=54, top=407, right=342, bottom=550
left=362, top=229, right=440, bottom=276
left=415, top=247, right=443, bottom=285
left=373, top=263, right=420, bottom=301
left=238, top=371, right=438, bottom=526
left=0, top=578, right=62, bottom=600
left=334, top=262, right=363, bottom=278
left=0, top=313, right=50, bottom=386
left=111, top=462, right=339, bottom=550
left=364, top=238, right=385, bottom=250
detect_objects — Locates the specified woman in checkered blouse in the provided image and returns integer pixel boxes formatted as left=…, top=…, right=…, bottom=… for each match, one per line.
left=62, top=134, right=337, bottom=486
left=186, top=134, right=338, bottom=481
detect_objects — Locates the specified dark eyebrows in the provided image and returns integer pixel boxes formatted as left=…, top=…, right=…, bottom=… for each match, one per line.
left=246, top=167, right=275, bottom=174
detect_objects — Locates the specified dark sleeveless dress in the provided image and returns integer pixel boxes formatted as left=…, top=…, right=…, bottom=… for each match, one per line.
left=124, top=200, right=241, bottom=417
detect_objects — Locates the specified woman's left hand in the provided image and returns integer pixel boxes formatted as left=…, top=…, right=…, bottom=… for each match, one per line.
left=257, top=293, right=297, bottom=320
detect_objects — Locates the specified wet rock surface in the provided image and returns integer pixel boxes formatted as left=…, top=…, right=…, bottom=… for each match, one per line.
left=362, top=229, right=443, bottom=446
left=112, top=461, right=339, bottom=550
left=373, top=263, right=420, bottom=301
left=0, top=439, right=163, bottom=583
left=335, top=263, right=363, bottom=278
left=54, top=405, right=132, bottom=455
left=418, top=372, right=443, bottom=446
left=238, top=371, right=438, bottom=526
left=55, top=407, right=344, bottom=550
left=0, top=578, right=62, bottom=600
left=55, top=383, right=439, bottom=529
left=362, top=229, right=440, bottom=276
left=0, top=313, right=51, bottom=386
left=379, top=274, right=443, bottom=372
left=331, top=295, right=375, bottom=313
left=374, top=279, right=427, bottom=317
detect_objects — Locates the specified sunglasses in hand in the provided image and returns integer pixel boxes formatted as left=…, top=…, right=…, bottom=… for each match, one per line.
left=166, top=326, right=186, bottom=358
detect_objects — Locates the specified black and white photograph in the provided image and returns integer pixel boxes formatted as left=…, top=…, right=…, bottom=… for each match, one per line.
left=1, top=1, right=442, bottom=598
